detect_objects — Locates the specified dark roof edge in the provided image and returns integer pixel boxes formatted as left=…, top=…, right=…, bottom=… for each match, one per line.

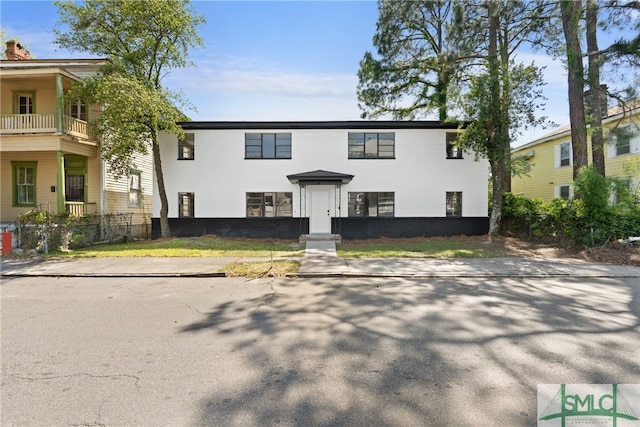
left=177, top=121, right=464, bottom=130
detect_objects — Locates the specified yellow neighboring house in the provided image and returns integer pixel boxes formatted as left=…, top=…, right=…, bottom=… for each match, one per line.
left=511, top=99, right=640, bottom=201
left=0, top=41, right=152, bottom=239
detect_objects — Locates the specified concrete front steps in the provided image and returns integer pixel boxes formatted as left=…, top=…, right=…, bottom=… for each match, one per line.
left=299, top=234, right=342, bottom=243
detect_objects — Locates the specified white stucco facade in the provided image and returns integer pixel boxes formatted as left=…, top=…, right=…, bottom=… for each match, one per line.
left=154, top=122, right=489, bottom=238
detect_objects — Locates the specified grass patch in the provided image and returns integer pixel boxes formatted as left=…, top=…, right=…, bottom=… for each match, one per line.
left=337, top=238, right=499, bottom=258
left=56, top=235, right=304, bottom=258
left=223, top=260, right=300, bottom=278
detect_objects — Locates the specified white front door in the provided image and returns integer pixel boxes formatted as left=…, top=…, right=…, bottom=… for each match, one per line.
left=309, top=188, right=331, bottom=234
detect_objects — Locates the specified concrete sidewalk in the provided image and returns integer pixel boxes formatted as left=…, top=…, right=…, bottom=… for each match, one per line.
left=295, top=256, right=640, bottom=278
left=297, top=240, right=640, bottom=278
left=2, top=253, right=639, bottom=278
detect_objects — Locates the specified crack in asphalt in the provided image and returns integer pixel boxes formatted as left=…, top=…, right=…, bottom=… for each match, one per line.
left=179, top=301, right=206, bottom=315
left=254, top=279, right=277, bottom=311
left=7, top=373, right=141, bottom=391
left=2, top=301, right=76, bottom=332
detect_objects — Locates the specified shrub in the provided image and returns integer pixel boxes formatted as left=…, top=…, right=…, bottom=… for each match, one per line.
left=501, top=166, right=640, bottom=246
left=17, top=211, right=102, bottom=252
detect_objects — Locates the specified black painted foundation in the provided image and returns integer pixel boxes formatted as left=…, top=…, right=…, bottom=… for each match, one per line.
left=152, top=217, right=489, bottom=239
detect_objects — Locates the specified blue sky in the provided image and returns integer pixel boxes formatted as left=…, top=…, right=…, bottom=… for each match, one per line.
left=1, top=1, right=637, bottom=146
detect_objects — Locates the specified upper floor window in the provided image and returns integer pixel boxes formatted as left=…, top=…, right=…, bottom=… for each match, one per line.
left=69, top=100, right=86, bottom=121
left=348, top=133, right=395, bottom=159
left=179, top=192, right=195, bottom=217
left=555, top=141, right=571, bottom=167
left=348, top=192, right=394, bottom=217
left=12, top=161, right=37, bottom=207
left=128, top=171, right=141, bottom=207
left=246, top=192, right=293, bottom=217
left=446, top=132, right=463, bottom=159
left=15, top=92, right=34, bottom=114
left=178, top=133, right=195, bottom=160
left=609, top=126, right=637, bottom=157
left=446, top=191, right=462, bottom=217
left=245, top=133, right=291, bottom=159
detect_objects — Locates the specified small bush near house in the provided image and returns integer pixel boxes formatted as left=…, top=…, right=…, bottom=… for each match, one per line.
left=18, top=211, right=72, bottom=252
left=17, top=212, right=128, bottom=253
left=502, top=166, right=640, bottom=246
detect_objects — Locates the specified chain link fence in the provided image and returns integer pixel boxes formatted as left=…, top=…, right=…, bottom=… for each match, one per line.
left=16, top=212, right=133, bottom=253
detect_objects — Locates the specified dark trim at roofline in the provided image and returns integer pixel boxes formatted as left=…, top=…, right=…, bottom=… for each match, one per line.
left=177, top=121, right=465, bottom=130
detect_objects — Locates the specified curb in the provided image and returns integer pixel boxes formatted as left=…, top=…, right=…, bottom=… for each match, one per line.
left=3, top=271, right=639, bottom=279
left=1, top=272, right=227, bottom=278
left=288, top=272, right=640, bottom=279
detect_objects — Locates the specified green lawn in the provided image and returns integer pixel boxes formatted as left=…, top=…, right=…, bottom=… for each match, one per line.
left=55, top=235, right=499, bottom=259
left=337, top=239, right=499, bottom=258
left=48, top=236, right=501, bottom=278
left=59, top=235, right=305, bottom=258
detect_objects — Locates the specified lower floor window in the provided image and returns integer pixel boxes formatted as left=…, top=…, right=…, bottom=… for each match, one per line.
left=247, top=192, right=292, bottom=217
left=612, top=178, right=631, bottom=205
left=348, top=192, right=394, bottom=217
left=179, top=192, right=195, bottom=217
left=556, top=184, right=572, bottom=200
left=128, top=171, right=141, bottom=206
left=446, top=192, right=462, bottom=217
left=12, top=161, right=37, bottom=207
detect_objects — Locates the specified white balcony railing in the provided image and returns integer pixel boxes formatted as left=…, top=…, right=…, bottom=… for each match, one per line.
left=66, top=202, right=98, bottom=217
left=0, top=114, right=91, bottom=139
left=64, top=116, right=88, bottom=138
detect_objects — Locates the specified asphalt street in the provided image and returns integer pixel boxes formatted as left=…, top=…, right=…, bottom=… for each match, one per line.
left=2, top=274, right=639, bottom=426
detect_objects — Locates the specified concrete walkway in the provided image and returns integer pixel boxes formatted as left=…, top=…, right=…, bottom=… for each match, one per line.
left=1, top=240, right=639, bottom=278
left=304, top=240, right=337, bottom=257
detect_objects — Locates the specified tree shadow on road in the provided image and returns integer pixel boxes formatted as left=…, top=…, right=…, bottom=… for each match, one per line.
left=180, top=276, right=640, bottom=426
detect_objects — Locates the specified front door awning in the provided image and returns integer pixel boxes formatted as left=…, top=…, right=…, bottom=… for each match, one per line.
left=286, top=169, right=354, bottom=185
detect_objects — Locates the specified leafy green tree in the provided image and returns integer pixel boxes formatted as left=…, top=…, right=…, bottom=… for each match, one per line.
left=552, top=1, right=639, bottom=179
left=586, top=0, right=606, bottom=176
left=604, top=1, right=640, bottom=65
left=453, top=0, right=551, bottom=235
left=561, top=0, right=589, bottom=180
left=566, top=1, right=640, bottom=178
left=54, top=0, right=204, bottom=237
left=0, top=29, right=6, bottom=58
left=359, top=0, right=552, bottom=235
left=357, top=0, right=465, bottom=121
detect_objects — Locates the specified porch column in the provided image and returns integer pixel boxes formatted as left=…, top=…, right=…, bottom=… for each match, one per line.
left=56, top=74, right=64, bottom=134
left=56, top=151, right=66, bottom=213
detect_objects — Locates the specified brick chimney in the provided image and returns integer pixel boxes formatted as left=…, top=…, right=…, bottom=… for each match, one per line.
left=584, top=84, right=608, bottom=118
left=5, top=40, right=32, bottom=60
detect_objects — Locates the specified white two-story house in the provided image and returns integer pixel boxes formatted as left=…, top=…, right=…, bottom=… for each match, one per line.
left=155, top=121, right=489, bottom=240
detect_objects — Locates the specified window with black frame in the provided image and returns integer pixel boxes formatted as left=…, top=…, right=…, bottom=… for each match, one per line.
left=446, top=132, right=463, bottom=159
left=246, top=192, right=292, bottom=217
left=348, top=192, right=394, bottom=217
left=245, top=133, right=291, bottom=159
left=178, top=133, right=195, bottom=160
left=348, top=133, right=395, bottom=159
left=446, top=192, right=462, bottom=217
left=179, top=192, right=195, bottom=217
